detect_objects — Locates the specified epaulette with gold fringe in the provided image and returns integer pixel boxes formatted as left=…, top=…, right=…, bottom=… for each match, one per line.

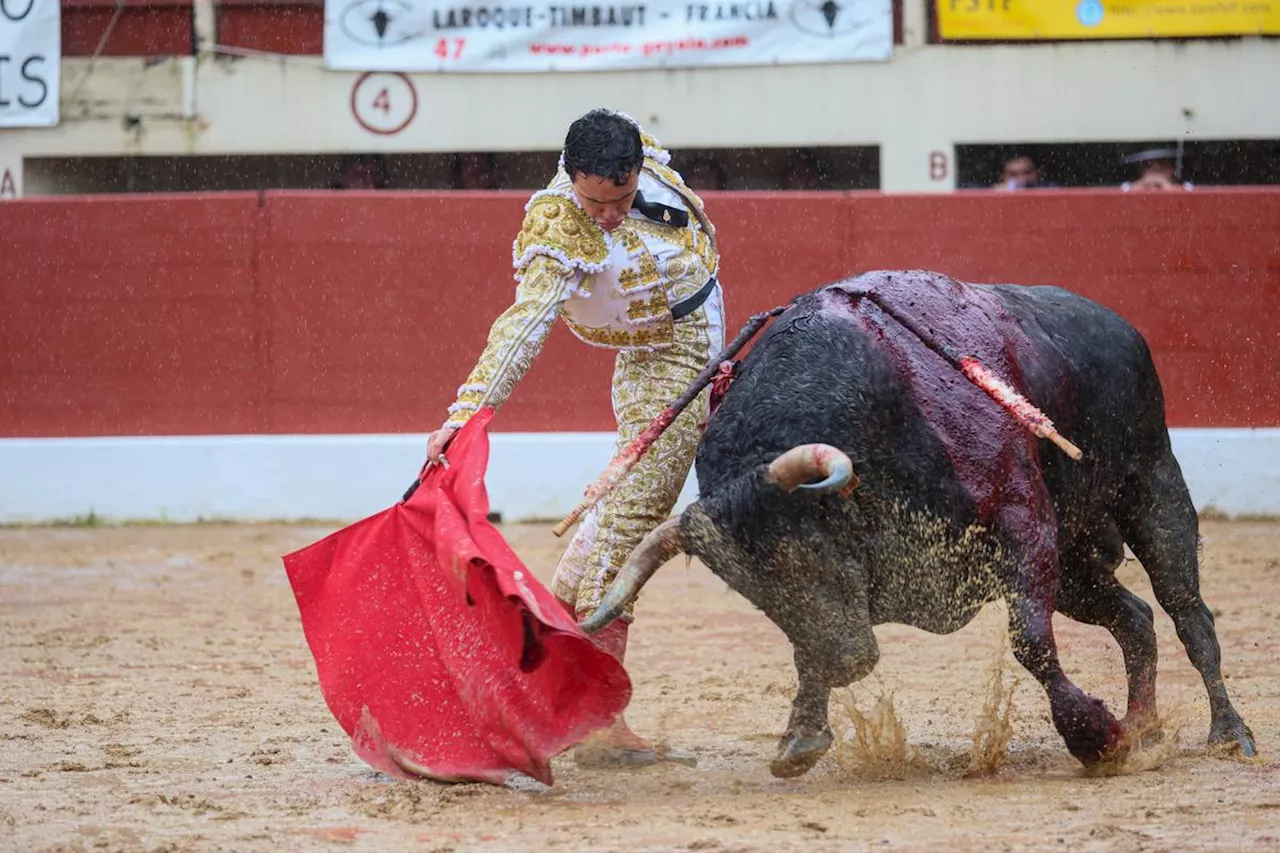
left=511, top=191, right=609, bottom=275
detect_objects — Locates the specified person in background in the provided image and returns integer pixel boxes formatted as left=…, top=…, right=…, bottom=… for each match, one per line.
left=424, top=108, right=724, bottom=769
left=993, top=152, right=1058, bottom=190
left=1121, top=147, right=1194, bottom=192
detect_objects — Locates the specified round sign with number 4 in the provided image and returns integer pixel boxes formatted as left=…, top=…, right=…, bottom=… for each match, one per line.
left=350, top=72, right=418, bottom=136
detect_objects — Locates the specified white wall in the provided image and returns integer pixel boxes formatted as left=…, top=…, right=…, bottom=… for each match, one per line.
left=1, top=429, right=1277, bottom=525
left=1, top=32, right=1277, bottom=194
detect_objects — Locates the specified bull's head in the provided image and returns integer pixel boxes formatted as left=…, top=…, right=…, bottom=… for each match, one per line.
left=581, top=441, right=870, bottom=779
left=578, top=443, right=857, bottom=634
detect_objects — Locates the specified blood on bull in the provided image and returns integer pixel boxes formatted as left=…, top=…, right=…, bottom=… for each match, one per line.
left=576, top=268, right=1257, bottom=777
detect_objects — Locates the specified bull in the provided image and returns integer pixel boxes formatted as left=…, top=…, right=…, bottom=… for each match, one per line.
left=580, top=269, right=1257, bottom=777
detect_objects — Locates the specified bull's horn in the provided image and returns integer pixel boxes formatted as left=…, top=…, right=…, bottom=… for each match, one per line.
left=766, top=443, right=858, bottom=494
left=578, top=517, right=687, bottom=634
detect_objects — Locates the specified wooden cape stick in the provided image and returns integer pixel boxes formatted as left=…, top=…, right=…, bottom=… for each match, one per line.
left=552, top=304, right=793, bottom=538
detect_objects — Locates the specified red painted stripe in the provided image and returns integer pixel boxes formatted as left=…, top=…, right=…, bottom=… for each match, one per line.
left=62, top=0, right=194, bottom=57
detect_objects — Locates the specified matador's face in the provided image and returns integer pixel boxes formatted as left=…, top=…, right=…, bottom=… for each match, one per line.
left=571, top=169, right=639, bottom=232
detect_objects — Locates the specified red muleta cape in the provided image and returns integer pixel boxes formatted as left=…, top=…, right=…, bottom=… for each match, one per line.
left=282, top=407, right=631, bottom=786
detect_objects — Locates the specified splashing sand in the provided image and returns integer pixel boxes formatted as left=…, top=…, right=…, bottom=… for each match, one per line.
left=831, top=689, right=929, bottom=781
left=1083, top=703, right=1189, bottom=778
left=963, top=635, right=1020, bottom=778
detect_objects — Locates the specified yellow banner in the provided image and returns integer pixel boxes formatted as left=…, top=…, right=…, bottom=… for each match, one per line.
left=937, top=0, right=1280, bottom=39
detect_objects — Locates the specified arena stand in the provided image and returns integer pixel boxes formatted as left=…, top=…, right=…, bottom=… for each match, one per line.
left=2, top=188, right=1277, bottom=522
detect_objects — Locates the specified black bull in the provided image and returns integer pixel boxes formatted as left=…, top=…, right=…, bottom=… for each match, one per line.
left=581, top=270, right=1257, bottom=778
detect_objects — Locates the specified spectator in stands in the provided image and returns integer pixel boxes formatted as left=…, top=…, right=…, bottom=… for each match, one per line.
left=993, top=152, right=1058, bottom=190
left=424, top=109, right=722, bottom=771
left=331, top=154, right=389, bottom=190
left=453, top=152, right=500, bottom=189
left=1121, top=147, right=1194, bottom=192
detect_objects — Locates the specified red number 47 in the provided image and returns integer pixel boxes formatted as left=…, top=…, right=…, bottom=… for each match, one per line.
left=434, top=38, right=465, bottom=60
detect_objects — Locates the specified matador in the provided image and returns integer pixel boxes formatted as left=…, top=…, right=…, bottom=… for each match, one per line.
left=425, top=109, right=725, bottom=767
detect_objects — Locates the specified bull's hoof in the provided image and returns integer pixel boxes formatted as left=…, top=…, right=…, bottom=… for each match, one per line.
left=769, top=727, right=833, bottom=779
left=1051, top=686, right=1125, bottom=767
left=1208, top=718, right=1257, bottom=759
left=1065, top=722, right=1126, bottom=768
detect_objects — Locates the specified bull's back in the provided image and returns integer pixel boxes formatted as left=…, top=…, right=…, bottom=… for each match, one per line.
left=987, top=284, right=1171, bottom=454
left=694, top=297, right=945, bottom=514
left=700, top=290, right=982, bottom=518
left=984, top=284, right=1174, bottom=525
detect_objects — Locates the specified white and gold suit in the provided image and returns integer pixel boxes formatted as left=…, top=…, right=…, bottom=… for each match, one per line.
left=442, top=137, right=725, bottom=623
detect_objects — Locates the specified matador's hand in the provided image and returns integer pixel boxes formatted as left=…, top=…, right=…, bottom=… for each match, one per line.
left=426, top=428, right=458, bottom=466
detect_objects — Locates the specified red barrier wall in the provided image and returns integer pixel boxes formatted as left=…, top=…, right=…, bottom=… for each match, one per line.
left=2, top=189, right=1278, bottom=437
left=62, top=0, right=194, bottom=56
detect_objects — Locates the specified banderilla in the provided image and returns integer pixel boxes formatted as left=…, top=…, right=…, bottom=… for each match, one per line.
left=552, top=303, right=792, bottom=538
left=858, top=291, right=1084, bottom=462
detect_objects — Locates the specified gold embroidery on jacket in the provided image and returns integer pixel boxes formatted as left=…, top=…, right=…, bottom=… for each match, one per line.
left=443, top=254, right=577, bottom=428
left=626, top=291, right=669, bottom=322
left=512, top=193, right=608, bottom=272
left=625, top=217, right=717, bottom=276
left=565, top=319, right=675, bottom=350
left=613, top=230, right=662, bottom=294
left=644, top=163, right=712, bottom=230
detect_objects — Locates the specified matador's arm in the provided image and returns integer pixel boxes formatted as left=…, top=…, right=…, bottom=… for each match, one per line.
left=443, top=255, right=580, bottom=429
left=442, top=191, right=607, bottom=429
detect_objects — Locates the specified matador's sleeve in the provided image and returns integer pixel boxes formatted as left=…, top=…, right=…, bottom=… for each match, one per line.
left=442, top=192, right=608, bottom=429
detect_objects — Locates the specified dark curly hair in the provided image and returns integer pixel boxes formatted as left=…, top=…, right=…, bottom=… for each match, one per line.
left=562, top=109, right=644, bottom=185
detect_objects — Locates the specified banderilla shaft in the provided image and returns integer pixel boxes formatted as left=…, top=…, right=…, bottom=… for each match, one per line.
left=861, top=292, right=1083, bottom=461
left=552, top=303, right=793, bottom=538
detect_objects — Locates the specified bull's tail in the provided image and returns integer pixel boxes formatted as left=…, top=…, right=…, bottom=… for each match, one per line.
left=553, top=303, right=793, bottom=538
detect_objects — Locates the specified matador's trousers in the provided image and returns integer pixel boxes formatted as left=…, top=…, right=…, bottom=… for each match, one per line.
left=551, top=288, right=726, bottom=622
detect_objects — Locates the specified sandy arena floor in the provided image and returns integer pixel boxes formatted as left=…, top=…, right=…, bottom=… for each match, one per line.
left=1, top=518, right=1277, bottom=852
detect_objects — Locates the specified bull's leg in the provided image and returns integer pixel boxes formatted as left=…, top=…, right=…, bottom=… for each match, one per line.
left=1113, top=453, right=1256, bottom=757
left=770, top=618, right=880, bottom=780
left=1056, top=530, right=1160, bottom=735
left=1003, top=537, right=1125, bottom=766
left=771, top=658, right=833, bottom=779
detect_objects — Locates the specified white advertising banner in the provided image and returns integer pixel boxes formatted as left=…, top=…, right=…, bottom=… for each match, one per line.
left=324, top=0, right=892, bottom=72
left=0, top=0, right=59, bottom=127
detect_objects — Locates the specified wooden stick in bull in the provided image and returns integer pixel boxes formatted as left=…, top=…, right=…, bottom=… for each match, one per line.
left=552, top=304, right=793, bottom=538
left=860, top=292, right=1084, bottom=462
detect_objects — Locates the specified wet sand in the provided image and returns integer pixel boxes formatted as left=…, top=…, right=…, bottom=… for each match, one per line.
left=1, top=519, right=1276, bottom=852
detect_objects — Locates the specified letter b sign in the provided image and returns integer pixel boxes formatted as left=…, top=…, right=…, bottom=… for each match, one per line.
left=929, top=151, right=948, bottom=182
